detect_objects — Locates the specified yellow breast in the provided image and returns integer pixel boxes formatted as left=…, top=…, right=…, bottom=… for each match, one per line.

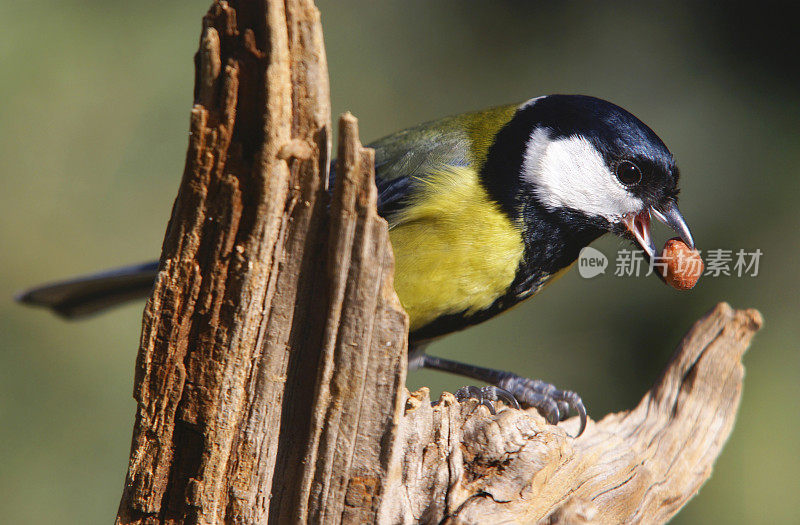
left=388, top=165, right=525, bottom=332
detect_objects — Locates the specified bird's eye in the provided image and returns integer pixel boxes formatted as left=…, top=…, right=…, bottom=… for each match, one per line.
left=616, top=161, right=642, bottom=186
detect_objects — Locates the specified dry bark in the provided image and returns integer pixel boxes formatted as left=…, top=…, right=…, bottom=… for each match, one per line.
left=299, top=114, right=408, bottom=524
left=115, top=1, right=761, bottom=523
left=117, top=1, right=407, bottom=523
left=382, top=303, right=762, bottom=524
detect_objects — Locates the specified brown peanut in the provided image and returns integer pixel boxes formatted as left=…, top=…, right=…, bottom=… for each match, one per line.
left=660, top=238, right=703, bottom=290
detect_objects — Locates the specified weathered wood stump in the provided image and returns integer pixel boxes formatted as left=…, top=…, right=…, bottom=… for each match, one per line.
left=382, top=303, right=762, bottom=524
left=114, top=1, right=762, bottom=523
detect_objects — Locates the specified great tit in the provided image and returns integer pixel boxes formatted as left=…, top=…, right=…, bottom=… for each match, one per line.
left=18, top=95, right=695, bottom=437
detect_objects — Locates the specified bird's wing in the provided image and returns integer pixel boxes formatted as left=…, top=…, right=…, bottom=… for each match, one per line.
left=370, top=119, right=469, bottom=224
left=329, top=114, right=471, bottom=226
left=362, top=104, right=518, bottom=225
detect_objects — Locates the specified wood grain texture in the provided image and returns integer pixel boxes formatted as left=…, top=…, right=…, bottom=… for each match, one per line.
left=298, top=114, right=409, bottom=524
left=114, top=1, right=759, bottom=523
left=113, top=1, right=406, bottom=522
left=381, top=303, right=762, bottom=524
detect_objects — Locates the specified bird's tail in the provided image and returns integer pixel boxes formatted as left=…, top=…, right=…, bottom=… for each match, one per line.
left=16, top=261, right=159, bottom=319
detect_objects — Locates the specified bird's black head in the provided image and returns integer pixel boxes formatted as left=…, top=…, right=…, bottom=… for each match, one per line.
left=483, top=94, right=694, bottom=260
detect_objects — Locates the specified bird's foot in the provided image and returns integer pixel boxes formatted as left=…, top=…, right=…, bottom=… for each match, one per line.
left=454, top=385, right=520, bottom=415
left=455, top=375, right=587, bottom=437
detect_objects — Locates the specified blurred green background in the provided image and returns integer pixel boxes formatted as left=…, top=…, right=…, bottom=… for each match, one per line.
left=2, top=1, right=798, bottom=522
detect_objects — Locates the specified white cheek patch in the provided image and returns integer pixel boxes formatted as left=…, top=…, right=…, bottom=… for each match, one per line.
left=522, top=129, right=644, bottom=221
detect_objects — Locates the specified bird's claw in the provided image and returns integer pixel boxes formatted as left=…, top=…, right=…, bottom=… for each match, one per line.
left=455, top=385, right=520, bottom=415
left=454, top=376, right=587, bottom=438
left=495, top=375, right=587, bottom=437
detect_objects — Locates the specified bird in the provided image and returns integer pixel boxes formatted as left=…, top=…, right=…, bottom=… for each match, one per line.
left=17, top=95, right=695, bottom=437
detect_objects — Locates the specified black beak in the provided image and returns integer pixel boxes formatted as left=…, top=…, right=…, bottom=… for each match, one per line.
left=650, top=201, right=695, bottom=250
left=621, top=201, right=695, bottom=259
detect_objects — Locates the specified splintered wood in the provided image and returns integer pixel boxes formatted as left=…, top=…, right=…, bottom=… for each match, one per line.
left=381, top=303, right=761, bottom=524
left=116, top=1, right=406, bottom=523
left=115, top=0, right=759, bottom=523
left=301, top=114, right=408, bottom=524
